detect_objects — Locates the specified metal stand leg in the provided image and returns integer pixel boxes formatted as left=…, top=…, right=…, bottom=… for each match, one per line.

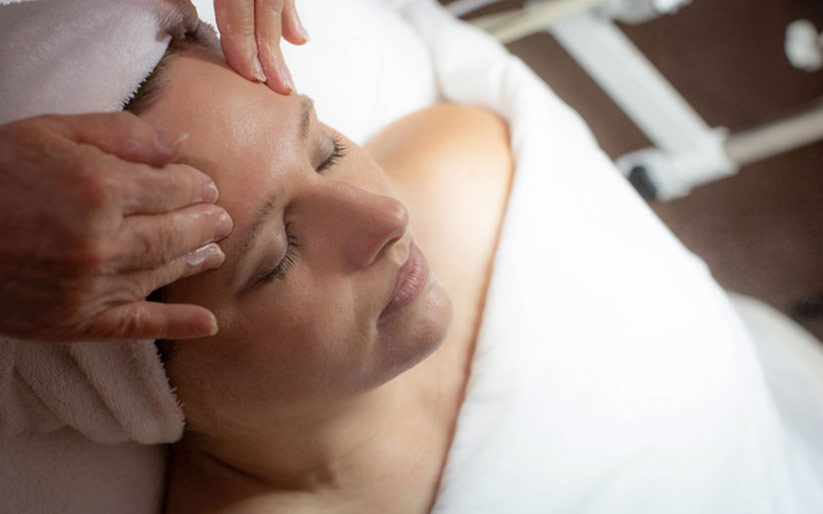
left=548, top=11, right=736, bottom=199
left=463, top=2, right=823, bottom=199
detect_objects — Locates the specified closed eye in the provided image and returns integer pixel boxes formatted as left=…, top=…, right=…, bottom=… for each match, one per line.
left=318, top=132, right=347, bottom=172
left=257, top=234, right=299, bottom=284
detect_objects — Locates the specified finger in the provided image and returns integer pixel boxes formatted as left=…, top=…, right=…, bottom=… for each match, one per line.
left=214, top=0, right=267, bottom=82
left=131, top=243, right=226, bottom=297
left=120, top=162, right=219, bottom=215
left=117, top=204, right=234, bottom=271
left=281, top=0, right=309, bottom=45
left=92, top=301, right=219, bottom=340
left=54, top=112, right=186, bottom=167
left=255, top=0, right=295, bottom=94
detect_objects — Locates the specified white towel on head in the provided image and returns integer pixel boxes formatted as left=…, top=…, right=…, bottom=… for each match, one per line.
left=0, top=1, right=204, bottom=512
left=0, top=0, right=200, bottom=124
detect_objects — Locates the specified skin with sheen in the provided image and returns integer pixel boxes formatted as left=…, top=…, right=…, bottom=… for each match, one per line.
left=139, top=46, right=458, bottom=513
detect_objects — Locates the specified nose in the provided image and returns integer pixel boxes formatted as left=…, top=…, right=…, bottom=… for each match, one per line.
left=305, top=181, right=409, bottom=270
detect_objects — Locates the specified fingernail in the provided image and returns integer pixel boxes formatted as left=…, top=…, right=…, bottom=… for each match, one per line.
left=280, top=64, right=295, bottom=93
left=187, top=243, right=225, bottom=268
left=157, top=131, right=189, bottom=153
left=201, top=180, right=219, bottom=203
left=251, top=55, right=267, bottom=82
left=293, top=10, right=310, bottom=42
left=206, top=314, right=219, bottom=336
left=215, top=212, right=234, bottom=239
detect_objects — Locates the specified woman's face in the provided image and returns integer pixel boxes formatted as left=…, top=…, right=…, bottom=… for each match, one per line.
left=141, top=47, right=452, bottom=429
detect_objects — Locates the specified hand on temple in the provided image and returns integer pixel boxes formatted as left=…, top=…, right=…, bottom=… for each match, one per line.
left=214, top=0, right=309, bottom=94
left=0, top=113, right=233, bottom=342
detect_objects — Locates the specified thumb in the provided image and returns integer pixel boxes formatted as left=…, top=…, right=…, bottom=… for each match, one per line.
left=55, top=111, right=186, bottom=168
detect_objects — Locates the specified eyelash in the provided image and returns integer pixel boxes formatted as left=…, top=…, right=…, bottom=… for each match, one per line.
left=259, top=234, right=299, bottom=283
left=258, top=133, right=346, bottom=285
left=318, top=132, right=347, bottom=172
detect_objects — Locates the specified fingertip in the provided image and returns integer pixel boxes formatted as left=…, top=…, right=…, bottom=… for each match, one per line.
left=201, top=179, right=220, bottom=204
left=204, top=310, right=219, bottom=336
left=283, top=1, right=310, bottom=45
left=175, top=307, right=219, bottom=339
left=282, top=27, right=309, bottom=46
left=268, top=65, right=294, bottom=95
left=221, top=40, right=260, bottom=83
left=251, top=55, right=267, bottom=83
left=259, top=50, right=295, bottom=94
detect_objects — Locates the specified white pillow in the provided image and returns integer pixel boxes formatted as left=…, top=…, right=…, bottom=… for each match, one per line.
left=191, top=0, right=439, bottom=145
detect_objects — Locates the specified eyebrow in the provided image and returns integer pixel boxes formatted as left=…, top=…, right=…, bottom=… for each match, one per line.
left=299, top=97, right=314, bottom=140
left=233, top=96, right=315, bottom=286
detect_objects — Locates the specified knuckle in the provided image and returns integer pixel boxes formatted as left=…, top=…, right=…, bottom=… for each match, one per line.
left=80, top=292, right=143, bottom=340
left=162, top=166, right=190, bottom=201
left=50, top=282, right=94, bottom=324
left=135, top=223, right=176, bottom=265
left=59, top=288, right=88, bottom=314
left=76, top=161, right=120, bottom=210
left=115, top=305, right=153, bottom=339
left=107, top=110, right=141, bottom=132
left=62, top=235, right=110, bottom=271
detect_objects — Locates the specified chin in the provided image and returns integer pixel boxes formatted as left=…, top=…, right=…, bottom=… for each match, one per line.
left=375, top=279, right=453, bottom=383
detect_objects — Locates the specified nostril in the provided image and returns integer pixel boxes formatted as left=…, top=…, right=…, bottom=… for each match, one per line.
left=365, top=198, right=409, bottom=266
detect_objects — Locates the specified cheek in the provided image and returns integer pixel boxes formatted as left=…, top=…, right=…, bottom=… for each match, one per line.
left=232, top=278, right=377, bottom=392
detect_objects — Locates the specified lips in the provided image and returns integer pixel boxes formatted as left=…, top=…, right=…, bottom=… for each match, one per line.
left=379, top=241, right=430, bottom=319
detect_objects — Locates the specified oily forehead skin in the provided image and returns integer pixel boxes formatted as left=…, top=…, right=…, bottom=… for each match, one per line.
left=140, top=48, right=314, bottom=307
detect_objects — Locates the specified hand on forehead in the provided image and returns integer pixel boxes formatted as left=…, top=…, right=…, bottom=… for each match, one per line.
left=213, top=0, right=309, bottom=95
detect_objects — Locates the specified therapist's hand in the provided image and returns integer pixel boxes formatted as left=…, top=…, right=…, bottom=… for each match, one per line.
left=0, top=113, right=233, bottom=342
left=214, top=0, right=309, bottom=94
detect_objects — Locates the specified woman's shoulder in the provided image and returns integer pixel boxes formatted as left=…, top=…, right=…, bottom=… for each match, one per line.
left=366, top=103, right=513, bottom=200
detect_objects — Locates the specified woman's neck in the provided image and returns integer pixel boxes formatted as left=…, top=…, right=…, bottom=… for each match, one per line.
left=164, top=355, right=468, bottom=514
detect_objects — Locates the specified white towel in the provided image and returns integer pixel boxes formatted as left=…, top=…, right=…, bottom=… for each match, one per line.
left=0, top=339, right=184, bottom=444
left=0, top=0, right=198, bottom=124
left=0, top=1, right=203, bottom=512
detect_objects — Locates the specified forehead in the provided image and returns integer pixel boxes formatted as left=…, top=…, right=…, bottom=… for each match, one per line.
left=148, top=48, right=303, bottom=160
left=143, top=49, right=309, bottom=194
left=139, top=50, right=309, bottom=295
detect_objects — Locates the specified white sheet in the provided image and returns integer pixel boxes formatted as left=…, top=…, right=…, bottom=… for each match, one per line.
left=398, top=2, right=823, bottom=512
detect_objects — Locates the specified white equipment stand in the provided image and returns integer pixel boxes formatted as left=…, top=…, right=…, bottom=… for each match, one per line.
left=450, top=0, right=823, bottom=200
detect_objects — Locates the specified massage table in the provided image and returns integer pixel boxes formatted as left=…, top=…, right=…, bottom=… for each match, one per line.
left=2, top=0, right=822, bottom=512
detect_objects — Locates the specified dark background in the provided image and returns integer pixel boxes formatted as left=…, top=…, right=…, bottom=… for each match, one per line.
left=443, top=0, right=823, bottom=339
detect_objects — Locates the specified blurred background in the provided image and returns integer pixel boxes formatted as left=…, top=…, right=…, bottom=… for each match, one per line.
left=441, top=0, right=823, bottom=340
